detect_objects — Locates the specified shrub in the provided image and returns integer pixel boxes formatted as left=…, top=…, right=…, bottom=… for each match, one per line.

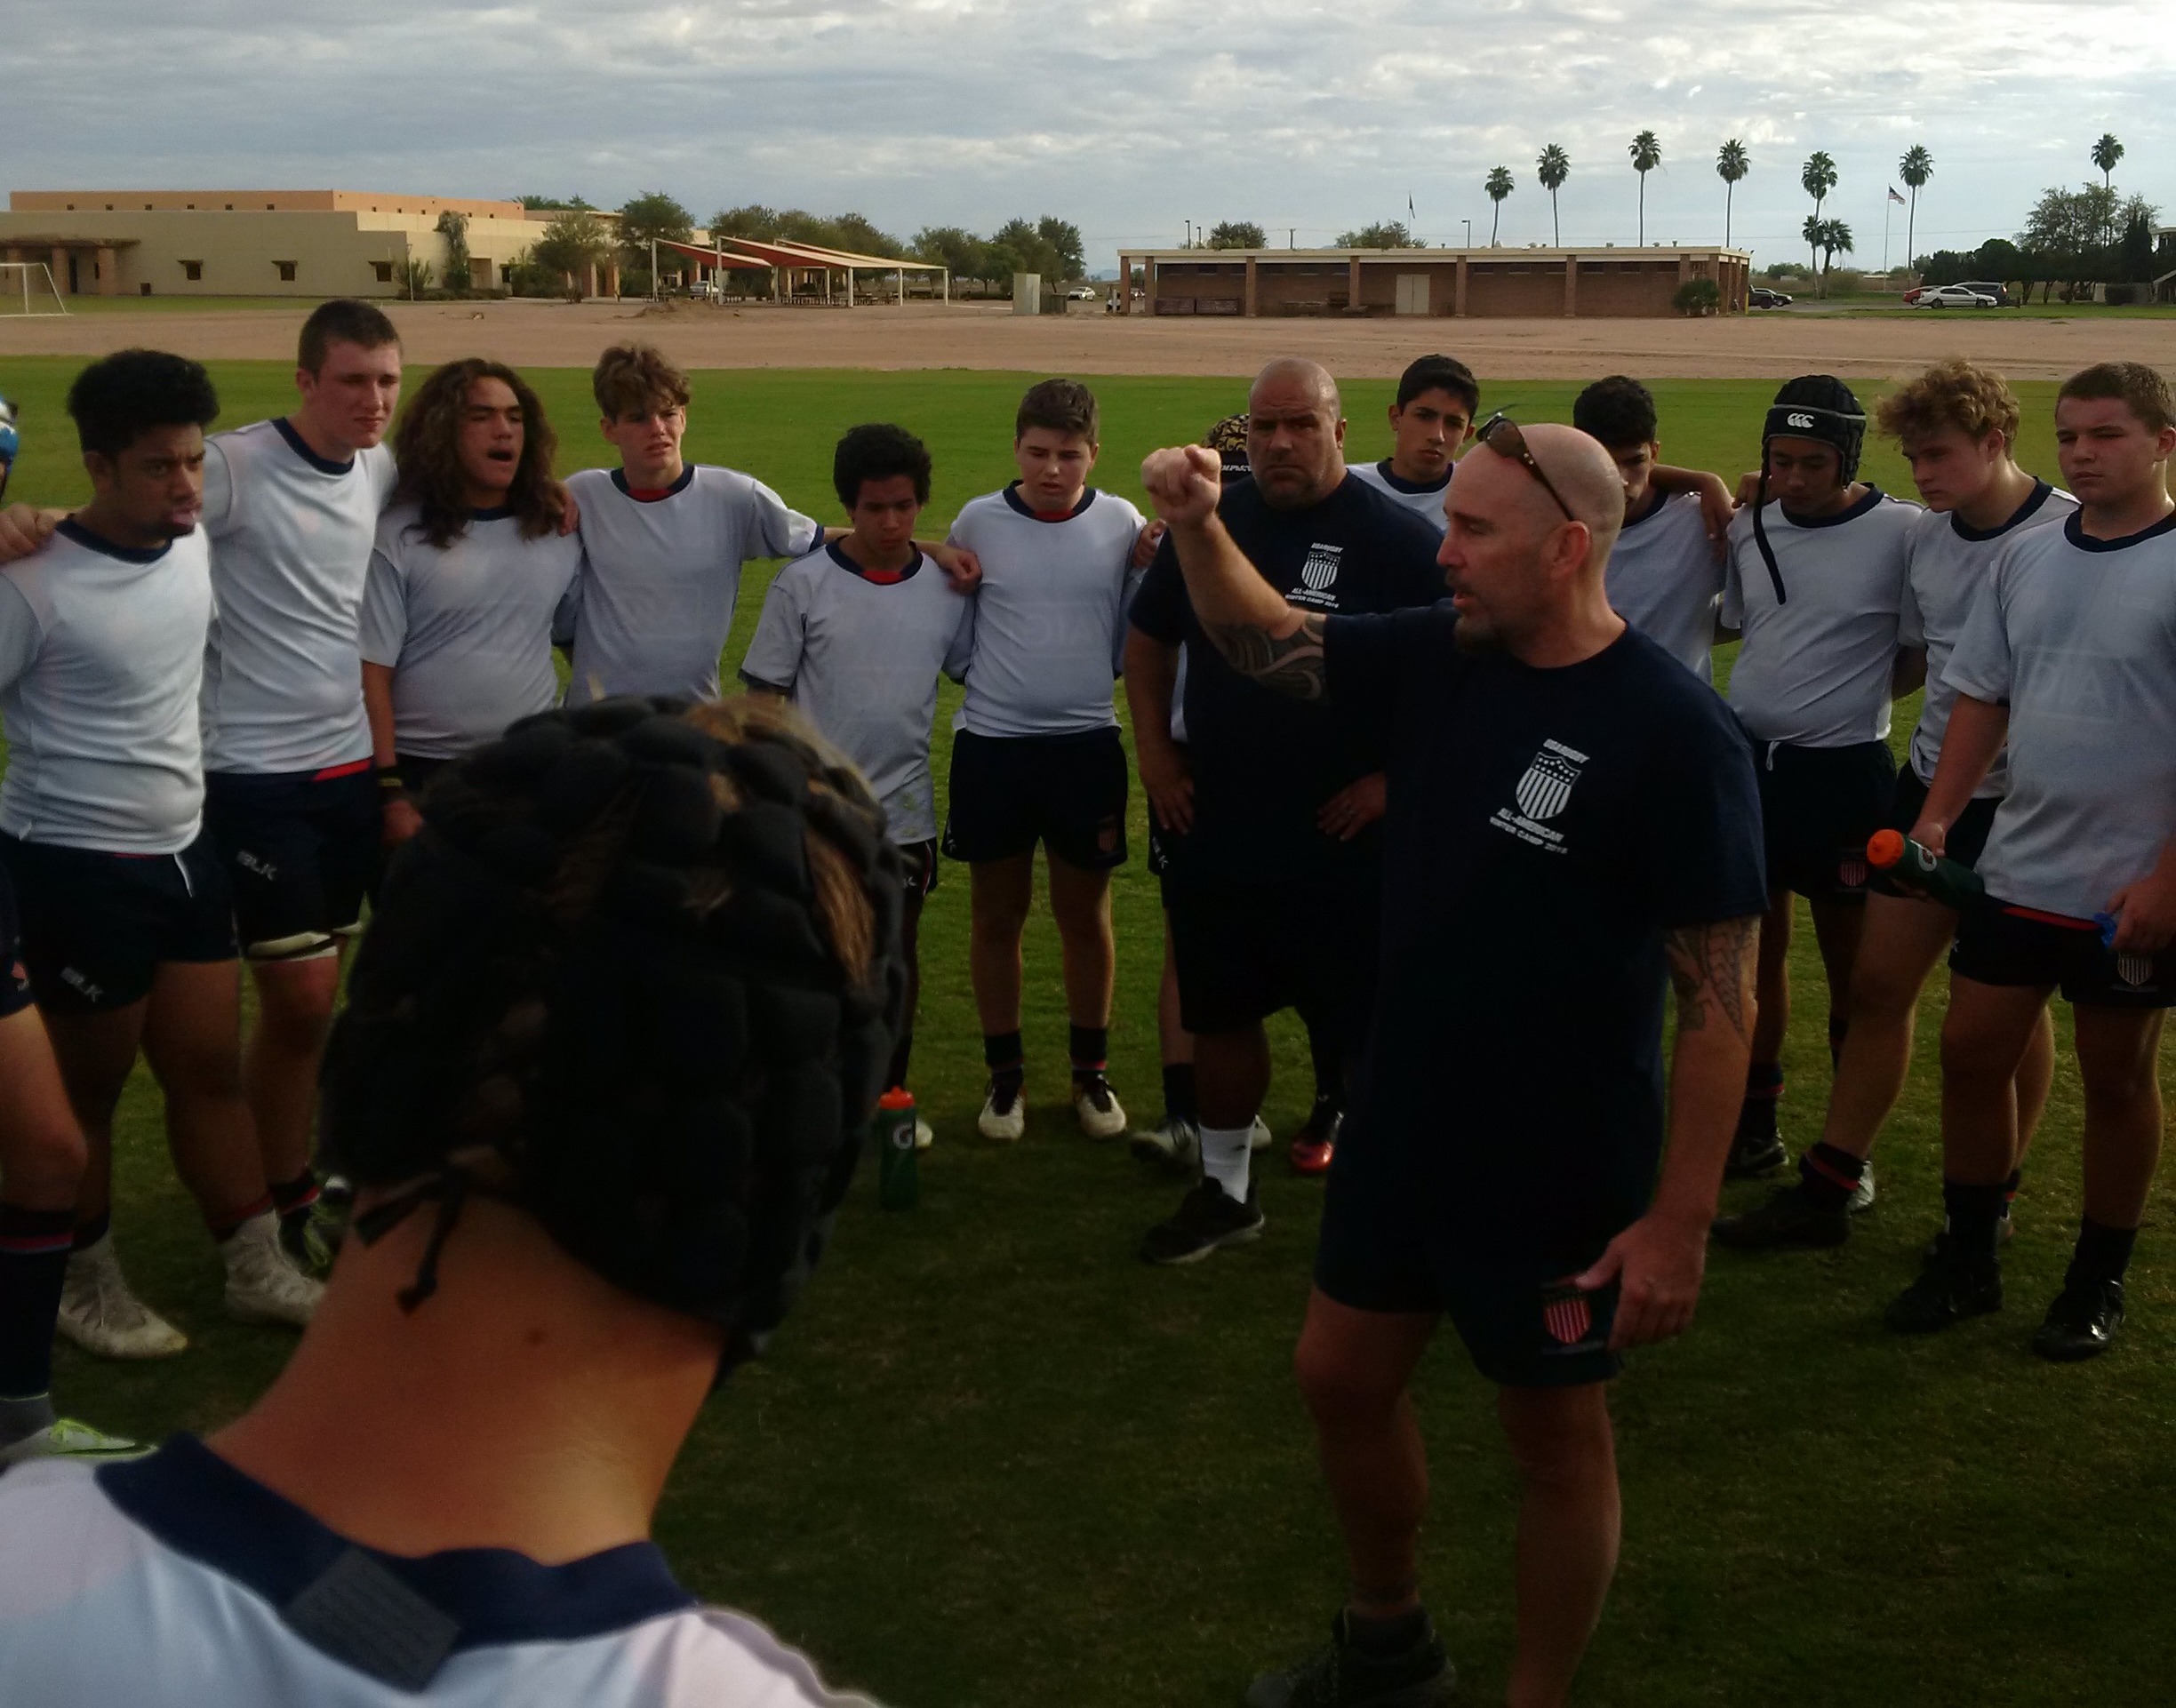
left=1673, top=277, right=1722, bottom=316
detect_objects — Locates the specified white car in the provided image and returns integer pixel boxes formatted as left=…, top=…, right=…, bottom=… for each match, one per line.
left=1911, top=284, right=1996, bottom=308
left=1067, top=286, right=1097, bottom=300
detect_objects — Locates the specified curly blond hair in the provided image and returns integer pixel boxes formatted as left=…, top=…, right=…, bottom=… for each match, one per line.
left=1876, top=358, right=2020, bottom=450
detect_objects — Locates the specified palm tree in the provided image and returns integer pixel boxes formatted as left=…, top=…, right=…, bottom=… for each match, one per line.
left=1802, top=213, right=1827, bottom=290
left=1484, top=166, right=1516, bottom=245
left=1628, top=131, right=1662, bottom=244
left=1899, top=145, right=1933, bottom=283
left=1537, top=145, right=1571, bottom=245
left=1801, top=149, right=1837, bottom=224
left=1715, top=139, right=1749, bottom=248
left=2092, top=132, right=2124, bottom=190
left=1817, top=219, right=1854, bottom=295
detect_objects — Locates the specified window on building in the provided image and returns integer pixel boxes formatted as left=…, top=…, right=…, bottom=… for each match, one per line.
left=225, top=204, right=234, bottom=211
left=265, top=204, right=276, bottom=211
left=105, top=204, right=115, bottom=211
left=180, top=260, right=203, bottom=281
left=372, top=260, right=393, bottom=283
left=140, top=283, right=152, bottom=296
left=275, top=260, right=298, bottom=282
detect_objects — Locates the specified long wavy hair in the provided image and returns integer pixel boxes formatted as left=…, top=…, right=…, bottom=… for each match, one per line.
left=392, top=358, right=564, bottom=548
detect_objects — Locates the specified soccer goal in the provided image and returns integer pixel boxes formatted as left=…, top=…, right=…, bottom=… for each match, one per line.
left=0, top=263, right=69, bottom=318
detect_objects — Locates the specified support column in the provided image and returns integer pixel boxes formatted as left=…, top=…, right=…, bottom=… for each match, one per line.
left=1454, top=255, right=1468, bottom=317
left=1347, top=253, right=1362, bottom=311
left=898, top=267, right=905, bottom=306
left=52, top=246, right=70, bottom=295
left=1678, top=253, right=1692, bottom=285
left=1244, top=254, right=1258, bottom=317
left=96, top=245, right=118, bottom=297
left=1146, top=255, right=1158, bottom=315
left=1564, top=255, right=1578, bottom=318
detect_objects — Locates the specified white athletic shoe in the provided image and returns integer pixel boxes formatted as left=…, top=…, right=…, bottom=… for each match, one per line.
left=1249, top=1116, right=1273, bottom=1152
left=1073, top=1073, right=1129, bottom=1140
left=223, top=1212, right=324, bottom=1329
left=0, top=1416, right=144, bottom=1467
left=913, top=1117, right=934, bottom=1152
left=58, top=1234, right=188, bottom=1360
left=1851, top=1164, right=1876, bottom=1213
left=1130, top=1114, right=1273, bottom=1171
left=978, top=1078, right=1027, bottom=1143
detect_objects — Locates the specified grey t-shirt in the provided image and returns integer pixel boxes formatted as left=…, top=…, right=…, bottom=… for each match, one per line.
left=1723, top=488, right=1923, bottom=746
left=198, top=418, right=398, bottom=775
left=359, top=505, right=586, bottom=761
left=1605, top=491, right=1723, bottom=680
left=1899, top=483, right=2076, bottom=794
left=946, top=486, right=1145, bottom=738
left=739, top=545, right=972, bottom=845
left=0, top=520, right=213, bottom=853
left=564, top=465, right=820, bottom=705
left=1347, top=459, right=1452, bottom=531
left=1944, top=509, right=2176, bottom=920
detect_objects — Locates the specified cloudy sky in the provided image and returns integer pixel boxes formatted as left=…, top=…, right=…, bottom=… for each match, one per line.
left=10, top=0, right=2172, bottom=268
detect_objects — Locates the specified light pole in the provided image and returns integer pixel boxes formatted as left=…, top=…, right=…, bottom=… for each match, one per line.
left=1461, top=219, right=1472, bottom=248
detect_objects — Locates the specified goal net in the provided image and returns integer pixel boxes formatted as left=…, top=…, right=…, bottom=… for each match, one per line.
left=0, top=263, right=69, bottom=318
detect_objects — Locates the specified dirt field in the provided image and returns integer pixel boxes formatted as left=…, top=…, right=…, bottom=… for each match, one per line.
left=0, top=296, right=2162, bottom=379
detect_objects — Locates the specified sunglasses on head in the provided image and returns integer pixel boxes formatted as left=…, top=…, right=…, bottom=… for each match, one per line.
left=1476, top=413, right=1574, bottom=522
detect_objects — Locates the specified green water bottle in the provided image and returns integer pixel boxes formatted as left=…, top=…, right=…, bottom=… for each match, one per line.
left=1867, top=829, right=1985, bottom=912
left=876, top=1087, right=919, bottom=1210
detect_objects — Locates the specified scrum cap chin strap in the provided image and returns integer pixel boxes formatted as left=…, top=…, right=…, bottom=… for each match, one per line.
left=1750, top=401, right=1867, bottom=606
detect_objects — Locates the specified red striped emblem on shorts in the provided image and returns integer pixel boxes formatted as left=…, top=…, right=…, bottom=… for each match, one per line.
left=1543, top=1292, right=1593, bottom=1345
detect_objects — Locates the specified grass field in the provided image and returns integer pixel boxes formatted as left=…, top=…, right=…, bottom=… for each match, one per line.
left=2, top=356, right=2172, bottom=1705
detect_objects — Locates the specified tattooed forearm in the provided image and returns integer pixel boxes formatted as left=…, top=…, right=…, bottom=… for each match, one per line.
left=1202, top=611, right=1330, bottom=702
left=1665, top=915, right=1759, bottom=1044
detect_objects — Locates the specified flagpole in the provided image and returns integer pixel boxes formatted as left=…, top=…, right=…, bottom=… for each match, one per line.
left=1884, top=195, right=1891, bottom=274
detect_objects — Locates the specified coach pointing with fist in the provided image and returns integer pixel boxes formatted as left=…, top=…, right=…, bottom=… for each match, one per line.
left=1140, top=417, right=1767, bottom=1707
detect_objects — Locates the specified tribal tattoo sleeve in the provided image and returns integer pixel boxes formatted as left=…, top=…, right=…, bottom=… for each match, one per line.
left=1664, top=915, right=1759, bottom=1046
left=1201, top=610, right=1329, bottom=702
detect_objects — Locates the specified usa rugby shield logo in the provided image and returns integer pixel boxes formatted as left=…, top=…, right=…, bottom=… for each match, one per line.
left=1542, top=1289, right=1593, bottom=1345
left=1514, top=747, right=1583, bottom=822
left=1300, top=544, right=1342, bottom=593
left=2116, top=951, right=2156, bottom=987
left=1837, top=848, right=1868, bottom=889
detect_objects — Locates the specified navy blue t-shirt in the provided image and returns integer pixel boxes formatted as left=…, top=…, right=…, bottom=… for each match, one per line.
left=1325, top=606, right=1766, bottom=1258
left=1129, top=472, right=1445, bottom=882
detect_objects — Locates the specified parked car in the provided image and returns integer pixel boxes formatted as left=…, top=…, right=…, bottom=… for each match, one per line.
left=1901, top=285, right=1931, bottom=305
left=1749, top=286, right=1793, bottom=307
left=1956, top=279, right=2014, bottom=307
left=1912, top=284, right=1997, bottom=308
left=1067, top=286, right=1097, bottom=300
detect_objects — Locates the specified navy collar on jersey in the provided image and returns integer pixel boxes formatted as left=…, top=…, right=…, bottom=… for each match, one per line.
left=273, top=416, right=358, bottom=477
left=611, top=464, right=698, bottom=503
left=99, top=1436, right=695, bottom=1688
left=1780, top=484, right=1885, bottom=530
left=2064, top=506, right=2176, bottom=554
left=1620, top=486, right=1671, bottom=531
left=1372, top=458, right=1452, bottom=496
left=1951, top=479, right=2055, bottom=543
left=1002, top=482, right=1097, bottom=522
left=55, top=516, right=173, bottom=564
left=468, top=504, right=516, bottom=523
left=826, top=538, right=924, bottom=584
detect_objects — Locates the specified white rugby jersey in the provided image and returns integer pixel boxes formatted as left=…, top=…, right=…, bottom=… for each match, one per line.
left=1944, top=509, right=2176, bottom=922
left=360, top=506, right=585, bottom=761
left=947, top=485, right=1145, bottom=738
left=199, top=418, right=397, bottom=775
left=1899, top=481, right=2076, bottom=794
left=0, top=1440, right=880, bottom=1707
left=740, top=545, right=973, bottom=844
left=0, top=520, right=213, bottom=853
left=1347, top=458, right=1452, bottom=531
left=1604, top=491, right=1723, bottom=680
left=565, top=465, right=821, bottom=706
left=1723, top=487, right=1922, bottom=746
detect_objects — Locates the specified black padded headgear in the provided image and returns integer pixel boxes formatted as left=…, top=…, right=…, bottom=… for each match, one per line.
left=1204, top=411, right=1251, bottom=483
left=322, top=697, right=907, bottom=1377
left=1750, top=374, right=1868, bottom=605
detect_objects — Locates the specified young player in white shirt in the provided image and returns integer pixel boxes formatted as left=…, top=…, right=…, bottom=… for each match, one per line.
left=0, top=352, right=321, bottom=1369
left=742, top=424, right=973, bottom=1143
left=361, top=359, right=584, bottom=846
left=1345, top=355, right=1477, bottom=524
left=1719, top=376, right=1924, bottom=1185
left=943, top=379, right=1151, bottom=1143
left=0, top=697, right=902, bottom=1705
left=1717, top=361, right=2070, bottom=1251
left=1891, top=363, right=2176, bottom=1359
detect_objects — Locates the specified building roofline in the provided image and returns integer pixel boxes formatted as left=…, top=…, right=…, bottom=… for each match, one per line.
left=1123, top=245, right=1750, bottom=261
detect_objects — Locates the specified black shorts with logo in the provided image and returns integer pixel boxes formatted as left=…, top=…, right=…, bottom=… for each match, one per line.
left=1750, top=738, right=1896, bottom=902
left=900, top=837, right=940, bottom=901
left=204, top=762, right=380, bottom=960
left=1869, top=764, right=2001, bottom=899
left=1950, top=900, right=2176, bottom=1010
left=1165, top=871, right=1378, bottom=1040
left=0, top=861, right=33, bottom=1019
left=1315, top=1129, right=1624, bottom=1387
left=940, top=728, right=1129, bottom=869
left=0, top=830, right=237, bottom=1014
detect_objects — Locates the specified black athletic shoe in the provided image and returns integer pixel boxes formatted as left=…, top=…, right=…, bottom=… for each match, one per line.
left=1140, top=1181, right=1263, bottom=1265
left=1712, top=1184, right=1850, bottom=1249
left=1244, top=1612, right=1456, bottom=1708
left=1884, top=1235, right=2002, bottom=1334
left=1724, top=1114, right=1786, bottom=1180
left=2032, top=1275, right=2124, bottom=1362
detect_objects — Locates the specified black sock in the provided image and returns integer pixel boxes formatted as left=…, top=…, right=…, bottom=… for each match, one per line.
left=0, top=1204, right=75, bottom=1402
left=1941, top=1178, right=2006, bottom=1265
left=2071, top=1217, right=2138, bottom=1287
left=1162, top=1063, right=1196, bottom=1125
left=1827, top=1012, right=1848, bottom=1072
left=1738, top=1062, right=1782, bottom=1139
left=1068, top=1023, right=1108, bottom=1081
left=1797, top=1142, right=1866, bottom=1212
left=886, top=1032, right=914, bottom=1094
left=271, top=1169, right=320, bottom=1219
left=71, top=1211, right=110, bottom=1253
left=984, top=1031, right=1024, bottom=1090
left=1345, top=1606, right=1430, bottom=1656
left=2003, top=1168, right=2022, bottom=1209
left=1308, top=1025, right=1345, bottom=1109
left=208, top=1192, right=276, bottom=1244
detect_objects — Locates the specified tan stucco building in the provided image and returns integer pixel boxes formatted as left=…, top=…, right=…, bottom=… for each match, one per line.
left=1, top=190, right=628, bottom=299
left=1116, top=245, right=1752, bottom=318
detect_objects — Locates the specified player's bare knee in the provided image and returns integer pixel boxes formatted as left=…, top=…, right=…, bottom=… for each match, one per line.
left=1497, top=1387, right=1613, bottom=1485
left=1294, top=1334, right=1403, bottom=1429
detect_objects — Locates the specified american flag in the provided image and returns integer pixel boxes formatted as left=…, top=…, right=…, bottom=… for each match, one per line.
left=1889, top=187, right=1908, bottom=205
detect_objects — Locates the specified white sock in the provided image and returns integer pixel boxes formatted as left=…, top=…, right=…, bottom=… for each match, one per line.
left=1200, top=1124, right=1254, bottom=1202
